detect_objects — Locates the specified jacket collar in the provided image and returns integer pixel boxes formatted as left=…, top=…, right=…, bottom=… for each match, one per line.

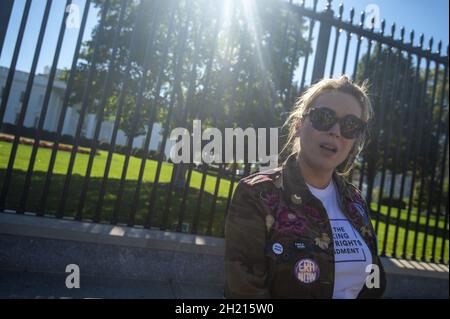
left=281, top=153, right=354, bottom=206
left=280, top=153, right=376, bottom=253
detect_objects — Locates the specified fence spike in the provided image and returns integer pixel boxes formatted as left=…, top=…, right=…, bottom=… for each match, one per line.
left=419, top=33, right=424, bottom=48
left=301, top=0, right=305, bottom=8
left=437, top=40, right=442, bottom=55
left=391, top=23, right=395, bottom=39
left=349, top=7, right=354, bottom=24
left=370, top=16, right=375, bottom=31
left=325, top=0, right=332, bottom=11
left=380, top=19, right=385, bottom=35
left=338, top=3, right=343, bottom=20
left=428, top=37, right=433, bottom=52
left=360, top=11, right=365, bottom=28
left=410, top=30, right=415, bottom=46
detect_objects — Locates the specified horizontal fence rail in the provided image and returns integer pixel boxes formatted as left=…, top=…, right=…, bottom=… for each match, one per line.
left=0, top=0, right=448, bottom=264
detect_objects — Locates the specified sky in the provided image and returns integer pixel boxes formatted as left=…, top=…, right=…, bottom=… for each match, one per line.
left=313, top=0, right=449, bottom=50
left=0, top=0, right=448, bottom=78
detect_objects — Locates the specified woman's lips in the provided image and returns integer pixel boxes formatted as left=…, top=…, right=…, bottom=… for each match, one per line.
left=319, top=143, right=338, bottom=153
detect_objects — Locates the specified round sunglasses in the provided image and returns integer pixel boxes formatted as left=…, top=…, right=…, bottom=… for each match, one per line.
left=303, top=107, right=367, bottom=139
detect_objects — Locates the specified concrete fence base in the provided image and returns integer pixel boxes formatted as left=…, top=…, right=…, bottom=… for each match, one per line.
left=0, top=212, right=448, bottom=299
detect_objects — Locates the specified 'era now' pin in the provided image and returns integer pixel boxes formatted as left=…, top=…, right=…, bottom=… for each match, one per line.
left=294, top=258, right=320, bottom=284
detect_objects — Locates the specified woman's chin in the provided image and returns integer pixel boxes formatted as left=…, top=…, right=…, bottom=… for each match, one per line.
left=309, top=160, right=337, bottom=174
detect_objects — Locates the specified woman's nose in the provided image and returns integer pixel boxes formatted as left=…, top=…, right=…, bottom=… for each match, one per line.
left=328, top=122, right=341, bottom=137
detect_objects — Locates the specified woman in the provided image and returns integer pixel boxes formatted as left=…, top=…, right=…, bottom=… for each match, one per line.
left=224, top=75, right=386, bottom=299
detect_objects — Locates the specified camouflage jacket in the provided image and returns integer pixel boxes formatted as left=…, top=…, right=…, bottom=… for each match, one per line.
left=224, top=153, right=386, bottom=299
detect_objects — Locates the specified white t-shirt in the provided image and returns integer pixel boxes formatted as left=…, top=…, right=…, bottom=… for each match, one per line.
left=306, top=180, right=372, bottom=299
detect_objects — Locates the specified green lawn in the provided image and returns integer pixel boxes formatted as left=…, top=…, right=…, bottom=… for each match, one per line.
left=0, top=141, right=233, bottom=235
left=370, top=203, right=448, bottom=262
left=371, top=201, right=447, bottom=229
left=0, top=141, right=448, bottom=262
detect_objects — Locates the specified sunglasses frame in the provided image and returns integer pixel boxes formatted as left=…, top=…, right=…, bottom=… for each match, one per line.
left=303, top=106, right=367, bottom=139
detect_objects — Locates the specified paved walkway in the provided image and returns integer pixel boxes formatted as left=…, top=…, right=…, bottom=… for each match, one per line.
left=0, top=269, right=224, bottom=299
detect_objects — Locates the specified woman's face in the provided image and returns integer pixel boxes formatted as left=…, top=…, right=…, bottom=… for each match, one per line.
left=297, top=90, right=363, bottom=173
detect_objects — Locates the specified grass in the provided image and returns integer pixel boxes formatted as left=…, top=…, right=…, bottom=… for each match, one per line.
left=0, top=141, right=233, bottom=236
left=370, top=203, right=448, bottom=262
left=0, top=141, right=448, bottom=262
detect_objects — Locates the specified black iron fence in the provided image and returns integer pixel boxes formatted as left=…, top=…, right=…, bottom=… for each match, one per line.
left=0, top=0, right=448, bottom=264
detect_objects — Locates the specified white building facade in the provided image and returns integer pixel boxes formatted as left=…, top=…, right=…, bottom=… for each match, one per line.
left=0, top=66, right=173, bottom=157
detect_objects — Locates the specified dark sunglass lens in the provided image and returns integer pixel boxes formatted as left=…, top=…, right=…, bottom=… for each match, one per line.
left=309, top=108, right=365, bottom=138
left=341, top=115, right=364, bottom=138
left=311, top=108, right=336, bottom=131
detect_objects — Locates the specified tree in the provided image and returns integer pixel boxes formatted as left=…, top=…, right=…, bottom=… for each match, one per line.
left=355, top=43, right=449, bottom=214
left=62, top=0, right=311, bottom=144
left=58, top=0, right=313, bottom=197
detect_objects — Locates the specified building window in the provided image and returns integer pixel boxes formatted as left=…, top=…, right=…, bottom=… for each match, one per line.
left=20, top=91, right=24, bottom=103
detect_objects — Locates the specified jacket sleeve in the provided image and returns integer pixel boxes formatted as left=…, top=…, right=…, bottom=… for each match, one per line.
left=224, top=181, right=271, bottom=299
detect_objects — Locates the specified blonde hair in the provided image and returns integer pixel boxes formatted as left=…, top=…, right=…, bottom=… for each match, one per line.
left=282, top=75, right=374, bottom=176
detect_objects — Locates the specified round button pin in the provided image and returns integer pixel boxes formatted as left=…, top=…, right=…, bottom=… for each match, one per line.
left=272, top=243, right=284, bottom=255
left=294, top=258, right=320, bottom=284
left=294, top=241, right=306, bottom=250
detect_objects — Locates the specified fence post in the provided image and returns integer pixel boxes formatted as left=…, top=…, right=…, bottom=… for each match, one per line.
left=0, top=0, right=14, bottom=55
left=311, top=1, right=334, bottom=84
